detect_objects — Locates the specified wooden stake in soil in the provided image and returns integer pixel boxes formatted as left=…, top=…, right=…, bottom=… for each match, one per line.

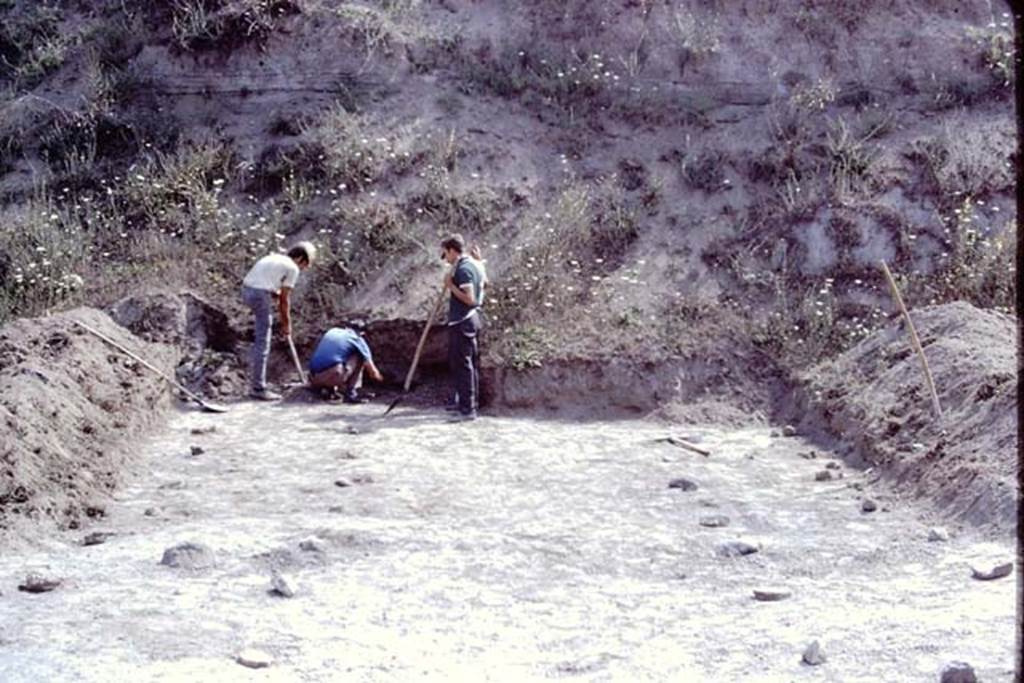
left=879, top=261, right=942, bottom=420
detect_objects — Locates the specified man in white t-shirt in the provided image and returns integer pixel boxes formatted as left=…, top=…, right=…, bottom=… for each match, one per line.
left=241, top=241, right=316, bottom=400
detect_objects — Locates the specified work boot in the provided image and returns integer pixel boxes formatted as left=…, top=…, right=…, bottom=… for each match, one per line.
left=250, top=388, right=282, bottom=401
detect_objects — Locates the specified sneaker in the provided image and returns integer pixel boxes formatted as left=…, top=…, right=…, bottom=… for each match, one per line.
left=447, top=412, right=478, bottom=423
left=343, top=393, right=369, bottom=404
left=250, top=388, right=282, bottom=401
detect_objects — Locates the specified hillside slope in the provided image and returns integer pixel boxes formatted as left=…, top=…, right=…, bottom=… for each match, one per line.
left=0, top=0, right=1014, bottom=372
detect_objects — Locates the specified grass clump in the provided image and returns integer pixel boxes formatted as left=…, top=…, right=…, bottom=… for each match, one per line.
left=171, top=0, right=300, bottom=51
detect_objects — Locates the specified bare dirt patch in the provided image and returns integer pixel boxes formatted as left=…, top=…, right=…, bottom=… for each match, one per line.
left=0, top=307, right=175, bottom=544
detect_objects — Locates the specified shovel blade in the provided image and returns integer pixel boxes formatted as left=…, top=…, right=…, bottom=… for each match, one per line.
left=382, top=396, right=404, bottom=416
left=198, top=400, right=228, bottom=413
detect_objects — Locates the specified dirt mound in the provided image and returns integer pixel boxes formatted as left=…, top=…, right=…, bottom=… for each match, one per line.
left=794, top=301, right=1017, bottom=533
left=109, top=291, right=244, bottom=398
left=0, top=307, right=176, bottom=544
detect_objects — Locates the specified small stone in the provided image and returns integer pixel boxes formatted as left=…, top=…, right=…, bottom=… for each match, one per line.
left=668, top=478, right=698, bottom=491
left=769, top=429, right=780, bottom=437
left=861, top=499, right=878, bottom=513
left=351, top=474, right=374, bottom=484
left=699, top=515, right=730, bottom=528
left=270, top=572, right=296, bottom=598
left=144, top=508, right=158, bottom=517
left=697, top=499, right=719, bottom=508
left=716, top=540, right=759, bottom=558
left=18, top=574, right=62, bottom=594
left=782, top=425, right=797, bottom=437
left=334, top=478, right=353, bottom=488
left=236, top=649, right=273, bottom=669
left=345, top=425, right=362, bottom=435
left=190, top=426, right=217, bottom=435
left=752, top=587, right=790, bottom=601
left=190, top=445, right=204, bottom=456
left=160, top=542, right=216, bottom=569
left=801, top=640, right=825, bottom=665
left=939, top=661, right=977, bottom=683
left=814, top=470, right=833, bottom=482
left=825, top=462, right=840, bottom=470
left=971, top=562, right=1013, bottom=581
left=928, top=527, right=950, bottom=542
left=299, top=536, right=327, bottom=553
left=328, top=506, right=345, bottom=514
left=82, top=531, right=115, bottom=546
left=798, top=451, right=817, bottom=460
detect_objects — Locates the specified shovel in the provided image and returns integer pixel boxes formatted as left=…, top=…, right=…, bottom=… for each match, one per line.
left=74, top=319, right=228, bottom=413
left=383, top=285, right=447, bottom=416
left=286, top=335, right=308, bottom=386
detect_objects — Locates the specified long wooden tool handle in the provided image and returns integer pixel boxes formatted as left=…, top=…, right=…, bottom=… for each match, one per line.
left=287, top=336, right=307, bottom=385
left=880, top=261, right=942, bottom=419
left=403, top=286, right=448, bottom=392
left=73, top=319, right=205, bottom=404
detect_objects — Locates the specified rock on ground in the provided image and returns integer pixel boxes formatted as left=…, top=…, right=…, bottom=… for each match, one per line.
left=752, top=588, right=791, bottom=602
left=716, top=541, right=759, bottom=558
left=299, top=537, right=328, bottom=553
left=970, top=562, right=1013, bottom=581
left=270, top=572, right=297, bottom=598
left=160, top=542, right=216, bottom=569
left=940, top=661, right=977, bottom=683
left=802, top=640, right=825, bottom=665
left=17, top=574, right=62, bottom=594
left=236, top=648, right=273, bottom=669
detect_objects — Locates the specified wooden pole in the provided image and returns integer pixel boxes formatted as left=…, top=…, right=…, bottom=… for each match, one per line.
left=879, top=261, right=942, bottom=420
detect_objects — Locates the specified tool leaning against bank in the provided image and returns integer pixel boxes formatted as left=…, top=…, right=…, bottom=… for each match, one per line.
left=240, top=241, right=316, bottom=401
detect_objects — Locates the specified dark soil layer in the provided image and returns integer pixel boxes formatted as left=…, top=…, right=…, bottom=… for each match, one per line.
left=0, top=307, right=175, bottom=543
left=791, top=302, right=1017, bottom=532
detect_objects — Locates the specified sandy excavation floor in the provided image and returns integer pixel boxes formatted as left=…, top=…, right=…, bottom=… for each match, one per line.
left=0, top=400, right=1017, bottom=682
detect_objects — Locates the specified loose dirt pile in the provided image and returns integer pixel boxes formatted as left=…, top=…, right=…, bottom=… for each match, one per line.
left=109, top=291, right=244, bottom=399
left=0, top=308, right=176, bottom=544
left=795, top=301, right=1017, bottom=532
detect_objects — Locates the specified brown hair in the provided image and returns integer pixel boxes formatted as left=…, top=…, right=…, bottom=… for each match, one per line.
left=440, top=234, right=465, bottom=253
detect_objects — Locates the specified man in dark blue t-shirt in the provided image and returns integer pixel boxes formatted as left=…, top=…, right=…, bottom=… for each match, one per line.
left=441, top=233, right=483, bottom=421
left=308, top=327, right=383, bottom=402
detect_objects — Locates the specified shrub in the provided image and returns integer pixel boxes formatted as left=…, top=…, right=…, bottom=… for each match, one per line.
left=908, top=120, right=1013, bottom=202
left=966, top=19, right=1014, bottom=87
left=171, top=0, right=300, bottom=51
left=0, top=199, right=89, bottom=322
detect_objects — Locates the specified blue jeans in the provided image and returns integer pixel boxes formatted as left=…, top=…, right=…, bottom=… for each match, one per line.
left=242, top=286, right=273, bottom=391
left=448, top=312, right=481, bottom=415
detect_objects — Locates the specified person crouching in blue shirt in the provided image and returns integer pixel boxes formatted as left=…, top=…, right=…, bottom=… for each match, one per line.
left=308, top=327, right=384, bottom=403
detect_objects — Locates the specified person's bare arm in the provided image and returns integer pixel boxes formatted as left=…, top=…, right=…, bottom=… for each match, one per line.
left=278, top=287, right=292, bottom=337
left=444, top=273, right=477, bottom=307
left=364, top=359, right=384, bottom=382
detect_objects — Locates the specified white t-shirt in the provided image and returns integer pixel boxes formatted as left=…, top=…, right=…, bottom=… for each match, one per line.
left=242, top=253, right=300, bottom=293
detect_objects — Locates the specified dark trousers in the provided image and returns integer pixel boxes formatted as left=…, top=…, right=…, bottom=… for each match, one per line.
left=448, top=313, right=481, bottom=415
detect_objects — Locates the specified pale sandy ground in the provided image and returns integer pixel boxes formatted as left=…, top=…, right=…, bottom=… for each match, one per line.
left=0, top=401, right=1016, bottom=682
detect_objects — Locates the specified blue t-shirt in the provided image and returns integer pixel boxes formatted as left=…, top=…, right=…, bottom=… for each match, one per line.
left=309, top=328, right=373, bottom=374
